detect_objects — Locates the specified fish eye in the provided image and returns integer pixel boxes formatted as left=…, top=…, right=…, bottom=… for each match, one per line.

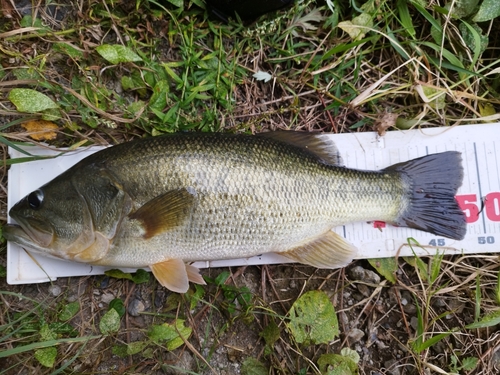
left=27, top=190, right=44, bottom=209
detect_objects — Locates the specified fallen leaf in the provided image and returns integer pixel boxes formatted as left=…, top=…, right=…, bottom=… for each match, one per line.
left=479, top=102, right=496, bottom=118
left=374, top=112, right=398, bottom=136
left=0, top=0, right=15, bottom=18
left=253, top=71, right=273, bottom=83
left=9, top=88, right=59, bottom=113
left=287, top=290, right=339, bottom=346
left=21, top=120, right=59, bottom=141
left=472, top=0, right=500, bottom=22
left=96, top=44, right=143, bottom=64
left=368, top=257, right=398, bottom=283
left=338, top=13, right=373, bottom=41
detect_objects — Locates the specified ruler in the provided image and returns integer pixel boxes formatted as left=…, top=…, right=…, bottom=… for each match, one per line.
left=6, top=124, right=500, bottom=284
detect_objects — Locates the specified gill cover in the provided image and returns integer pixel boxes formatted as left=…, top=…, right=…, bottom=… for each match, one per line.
left=68, top=166, right=133, bottom=262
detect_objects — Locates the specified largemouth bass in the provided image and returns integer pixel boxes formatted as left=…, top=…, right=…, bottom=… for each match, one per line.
left=4, top=132, right=466, bottom=292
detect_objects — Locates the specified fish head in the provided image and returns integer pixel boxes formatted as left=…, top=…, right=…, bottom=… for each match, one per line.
left=4, top=167, right=132, bottom=263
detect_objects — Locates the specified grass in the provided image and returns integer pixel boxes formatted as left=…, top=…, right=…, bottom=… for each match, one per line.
left=1, top=0, right=500, bottom=374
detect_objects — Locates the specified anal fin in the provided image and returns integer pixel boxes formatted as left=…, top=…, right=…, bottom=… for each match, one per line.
left=150, top=259, right=205, bottom=293
left=281, top=231, right=357, bottom=269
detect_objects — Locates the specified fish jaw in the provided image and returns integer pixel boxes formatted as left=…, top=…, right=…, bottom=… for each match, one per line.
left=4, top=211, right=55, bottom=248
left=3, top=223, right=56, bottom=255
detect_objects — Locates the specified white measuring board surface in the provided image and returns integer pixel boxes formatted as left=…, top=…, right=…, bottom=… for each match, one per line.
left=6, top=123, right=500, bottom=284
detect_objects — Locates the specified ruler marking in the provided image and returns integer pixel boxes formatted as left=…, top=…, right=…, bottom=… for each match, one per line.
left=483, top=143, right=492, bottom=235
left=483, top=143, right=492, bottom=192
left=492, top=141, right=499, bottom=235
left=473, top=143, right=487, bottom=234
left=494, top=142, right=500, bottom=187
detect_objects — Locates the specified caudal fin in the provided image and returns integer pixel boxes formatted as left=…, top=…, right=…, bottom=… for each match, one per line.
left=386, top=151, right=467, bottom=240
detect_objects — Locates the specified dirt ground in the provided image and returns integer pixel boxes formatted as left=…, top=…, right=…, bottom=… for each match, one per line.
left=2, top=251, right=497, bottom=374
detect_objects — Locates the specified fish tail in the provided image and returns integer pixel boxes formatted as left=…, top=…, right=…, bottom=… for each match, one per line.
left=386, top=151, right=467, bottom=240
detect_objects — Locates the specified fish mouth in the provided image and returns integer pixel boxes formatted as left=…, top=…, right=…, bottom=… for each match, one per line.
left=3, top=218, right=54, bottom=248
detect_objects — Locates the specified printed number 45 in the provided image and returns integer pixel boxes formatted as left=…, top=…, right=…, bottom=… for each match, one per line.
left=429, top=239, right=445, bottom=246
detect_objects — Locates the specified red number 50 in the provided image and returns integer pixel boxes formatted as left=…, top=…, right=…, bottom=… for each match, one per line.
left=456, top=193, right=500, bottom=223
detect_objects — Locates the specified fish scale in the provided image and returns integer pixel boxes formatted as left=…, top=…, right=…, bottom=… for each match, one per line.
left=96, top=134, right=405, bottom=264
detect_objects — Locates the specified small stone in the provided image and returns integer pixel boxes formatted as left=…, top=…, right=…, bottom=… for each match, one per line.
left=375, top=339, right=388, bottom=349
left=164, top=351, right=195, bottom=374
left=127, top=298, right=145, bottom=316
left=410, top=316, right=419, bottom=331
left=48, top=285, right=62, bottom=297
left=348, top=328, right=365, bottom=342
left=401, top=291, right=416, bottom=314
left=352, top=292, right=365, bottom=302
left=349, top=266, right=381, bottom=285
left=448, top=298, right=465, bottom=314
left=384, top=359, right=401, bottom=375
left=100, top=277, right=110, bottom=288
left=432, top=297, right=446, bottom=308
left=491, top=346, right=500, bottom=367
left=101, top=292, right=115, bottom=304
left=357, top=284, right=371, bottom=298
left=403, top=303, right=416, bottom=314
left=339, top=312, right=349, bottom=327
left=155, top=289, right=166, bottom=309
left=388, top=287, right=401, bottom=304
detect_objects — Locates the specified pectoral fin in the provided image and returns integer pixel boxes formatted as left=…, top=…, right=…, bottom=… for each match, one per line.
left=150, top=259, right=205, bottom=293
left=130, top=189, right=196, bottom=239
left=72, top=232, right=110, bottom=262
left=281, top=231, right=357, bottom=269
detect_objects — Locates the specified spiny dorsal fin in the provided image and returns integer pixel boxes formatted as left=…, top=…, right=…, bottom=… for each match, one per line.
left=257, top=131, right=343, bottom=166
left=129, top=188, right=195, bottom=239
left=280, top=230, right=357, bottom=268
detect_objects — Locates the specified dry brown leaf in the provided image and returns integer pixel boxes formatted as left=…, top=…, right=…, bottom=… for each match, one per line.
left=21, top=120, right=59, bottom=141
left=374, top=112, right=398, bottom=136
left=0, top=0, right=15, bottom=18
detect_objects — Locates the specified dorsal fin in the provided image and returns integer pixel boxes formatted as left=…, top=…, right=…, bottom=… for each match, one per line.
left=257, top=131, right=343, bottom=166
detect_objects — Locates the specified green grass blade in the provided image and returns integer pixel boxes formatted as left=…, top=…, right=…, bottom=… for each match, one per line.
left=0, top=136, right=34, bottom=156
left=397, top=0, right=416, bottom=38
left=0, top=336, right=101, bottom=358
left=413, top=331, right=456, bottom=353
left=410, top=1, right=443, bottom=31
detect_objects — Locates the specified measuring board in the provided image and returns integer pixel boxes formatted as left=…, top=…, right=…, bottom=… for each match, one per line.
left=6, top=123, right=500, bottom=284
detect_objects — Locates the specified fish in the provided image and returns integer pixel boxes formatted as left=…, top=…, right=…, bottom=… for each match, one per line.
left=3, top=132, right=467, bottom=293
